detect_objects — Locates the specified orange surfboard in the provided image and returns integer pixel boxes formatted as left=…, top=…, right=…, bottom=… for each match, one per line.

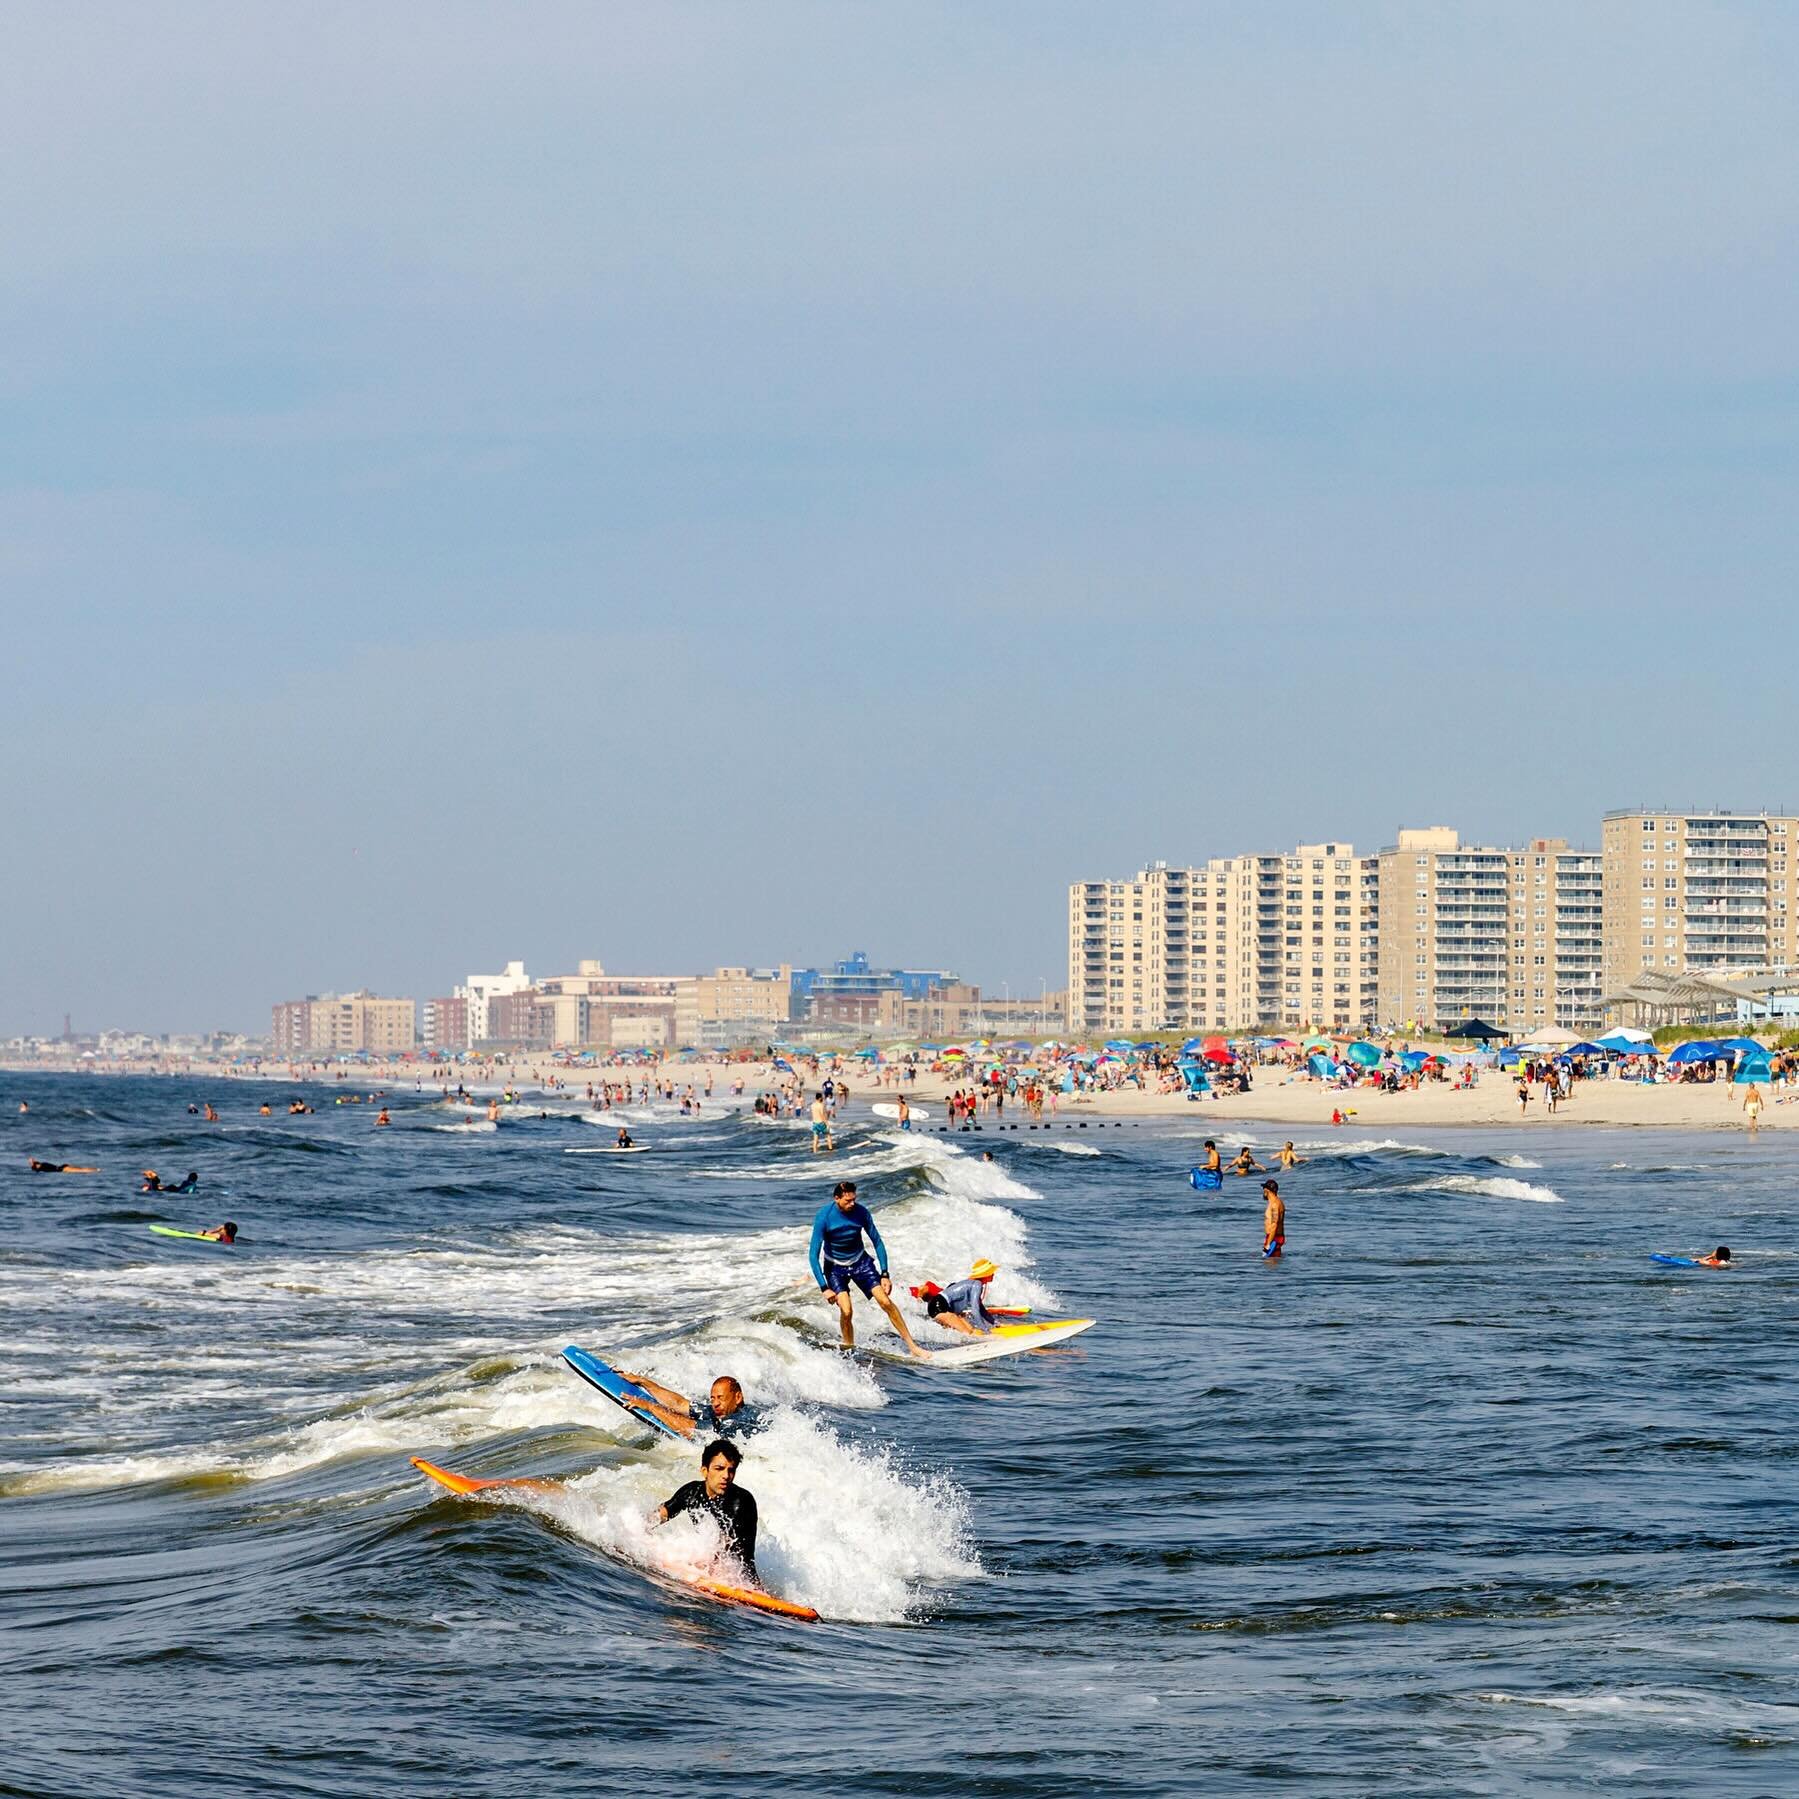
left=409, top=1458, right=819, bottom=1622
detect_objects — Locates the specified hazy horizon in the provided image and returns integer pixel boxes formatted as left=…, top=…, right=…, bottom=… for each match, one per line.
left=5, top=2, right=1797, bottom=1036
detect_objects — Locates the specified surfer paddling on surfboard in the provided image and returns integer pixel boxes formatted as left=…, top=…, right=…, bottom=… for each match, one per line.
left=613, top=1372, right=759, bottom=1439
left=654, top=1439, right=760, bottom=1583
left=809, top=1180, right=930, bottom=1359
left=911, top=1259, right=1003, bottom=1336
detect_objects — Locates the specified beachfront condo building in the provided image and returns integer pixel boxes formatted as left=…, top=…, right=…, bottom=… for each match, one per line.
left=692, top=967, right=795, bottom=1044
left=1600, top=810, right=1799, bottom=991
left=1374, top=829, right=1603, bottom=1034
left=270, top=992, right=417, bottom=1056
left=1068, top=845, right=1379, bottom=1035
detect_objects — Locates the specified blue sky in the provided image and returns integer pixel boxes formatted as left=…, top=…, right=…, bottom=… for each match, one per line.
left=4, top=2, right=1796, bottom=1033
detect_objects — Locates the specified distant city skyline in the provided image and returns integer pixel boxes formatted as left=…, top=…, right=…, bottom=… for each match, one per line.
left=6, top=4, right=1798, bottom=1035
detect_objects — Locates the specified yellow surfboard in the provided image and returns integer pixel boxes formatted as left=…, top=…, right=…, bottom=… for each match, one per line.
left=408, top=1458, right=819, bottom=1622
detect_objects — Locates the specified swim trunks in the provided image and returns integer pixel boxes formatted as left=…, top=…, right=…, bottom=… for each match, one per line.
left=823, top=1252, right=883, bottom=1297
left=1262, top=1234, right=1285, bottom=1259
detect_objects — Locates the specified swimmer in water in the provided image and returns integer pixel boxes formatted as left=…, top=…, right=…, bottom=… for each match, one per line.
left=29, top=1159, right=99, bottom=1174
left=1695, top=1245, right=1732, bottom=1268
left=1274, top=1142, right=1305, bottom=1169
left=1261, top=1179, right=1286, bottom=1259
left=199, top=1222, right=238, bottom=1244
left=375, top=1108, right=390, bottom=1126
left=1231, top=1147, right=1265, bottom=1176
left=615, top=1126, right=635, bottom=1150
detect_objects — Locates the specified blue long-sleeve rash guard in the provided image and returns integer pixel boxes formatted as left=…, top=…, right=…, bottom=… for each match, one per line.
left=809, top=1201, right=889, bottom=1287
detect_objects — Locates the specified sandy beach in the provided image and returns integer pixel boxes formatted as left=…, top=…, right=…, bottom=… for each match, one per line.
left=7, top=1055, right=1791, bottom=1133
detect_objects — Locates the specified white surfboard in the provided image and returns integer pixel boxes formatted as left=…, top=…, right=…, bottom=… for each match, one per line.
left=876, top=1317, right=1094, bottom=1367
left=871, top=1103, right=932, bottom=1122
left=563, top=1144, right=651, bottom=1154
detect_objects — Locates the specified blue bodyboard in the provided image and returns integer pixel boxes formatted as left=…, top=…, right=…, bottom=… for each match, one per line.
left=1190, top=1167, right=1223, bottom=1191
left=562, top=1344, right=685, bottom=1440
left=1649, top=1254, right=1701, bottom=1268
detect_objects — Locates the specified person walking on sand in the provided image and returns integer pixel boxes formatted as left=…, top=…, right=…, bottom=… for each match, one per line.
left=1743, top=1081, right=1765, bottom=1134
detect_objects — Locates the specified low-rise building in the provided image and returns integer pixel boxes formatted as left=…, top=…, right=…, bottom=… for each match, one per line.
left=270, top=992, right=417, bottom=1056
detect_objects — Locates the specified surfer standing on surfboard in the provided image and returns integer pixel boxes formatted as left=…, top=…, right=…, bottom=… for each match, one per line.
left=654, top=1439, right=758, bottom=1582
left=809, top=1180, right=931, bottom=1359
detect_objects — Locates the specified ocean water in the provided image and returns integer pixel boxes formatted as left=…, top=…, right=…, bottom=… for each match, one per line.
left=2, top=1076, right=1795, bottom=1795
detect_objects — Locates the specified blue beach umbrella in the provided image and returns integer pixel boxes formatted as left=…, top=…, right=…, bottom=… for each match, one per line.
left=1668, top=1040, right=1724, bottom=1065
left=1345, top=1041, right=1382, bottom=1067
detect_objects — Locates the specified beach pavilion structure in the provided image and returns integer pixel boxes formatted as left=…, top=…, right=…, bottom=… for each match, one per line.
left=1599, top=968, right=1746, bottom=1031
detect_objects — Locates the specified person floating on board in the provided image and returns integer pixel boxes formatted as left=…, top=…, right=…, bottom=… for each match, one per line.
left=1696, top=1245, right=1732, bottom=1267
left=28, top=1159, right=98, bottom=1174
left=809, top=1179, right=930, bottom=1359
left=912, top=1259, right=1003, bottom=1337
left=1231, top=1147, right=1265, bottom=1176
left=653, top=1439, right=758, bottom=1583
left=199, top=1222, right=238, bottom=1244
left=141, top=1170, right=199, bottom=1194
left=615, top=1372, right=759, bottom=1439
left=1275, top=1142, right=1305, bottom=1170
left=1262, top=1179, right=1286, bottom=1260
left=615, top=1126, right=635, bottom=1150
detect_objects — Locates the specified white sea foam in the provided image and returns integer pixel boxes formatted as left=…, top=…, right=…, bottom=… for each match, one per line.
left=438, top=1407, right=979, bottom=1624
left=1402, top=1174, right=1564, bottom=1204
left=432, top=1119, right=497, bottom=1133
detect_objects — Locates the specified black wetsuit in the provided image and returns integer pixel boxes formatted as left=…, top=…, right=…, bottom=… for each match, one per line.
left=662, top=1481, right=758, bottom=1578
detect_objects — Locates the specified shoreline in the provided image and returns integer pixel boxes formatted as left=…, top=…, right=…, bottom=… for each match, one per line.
left=3, top=1057, right=1789, bottom=1133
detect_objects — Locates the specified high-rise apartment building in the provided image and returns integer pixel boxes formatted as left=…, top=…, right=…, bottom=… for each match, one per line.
left=1375, top=829, right=1603, bottom=1032
left=1601, top=809, right=1799, bottom=990
left=1068, top=844, right=1378, bottom=1035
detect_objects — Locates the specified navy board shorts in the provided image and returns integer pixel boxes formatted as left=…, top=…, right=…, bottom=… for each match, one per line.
left=824, top=1253, right=883, bottom=1297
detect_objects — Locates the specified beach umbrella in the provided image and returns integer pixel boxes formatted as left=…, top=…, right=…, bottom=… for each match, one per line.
left=887, top=1041, right=916, bottom=1053
left=1668, top=1040, right=1724, bottom=1065
left=1398, top=1050, right=1430, bottom=1070
left=1104, top=1039, right=1133, bottom=1051
left=1561, top=1041, right=1608, bottom=1057
left=1717, top=1037, right=1764, bottom=1057
left=1301, top=1035, right=1333, bottom=1051
left=854, top=1046, right=883, bottom=1060
left=1595, top=1027, right=1651, bottom=1048
left=1133, top=1041, right=1161, bottom=1052
left=1345, top=1041, right=1382, bottom=1067
left=1202, top=1046, right=1234, bottom=1064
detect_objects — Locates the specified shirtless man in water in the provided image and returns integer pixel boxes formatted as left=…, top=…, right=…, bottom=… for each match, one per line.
left=1261, top=1179, right=1286, bottom=1259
